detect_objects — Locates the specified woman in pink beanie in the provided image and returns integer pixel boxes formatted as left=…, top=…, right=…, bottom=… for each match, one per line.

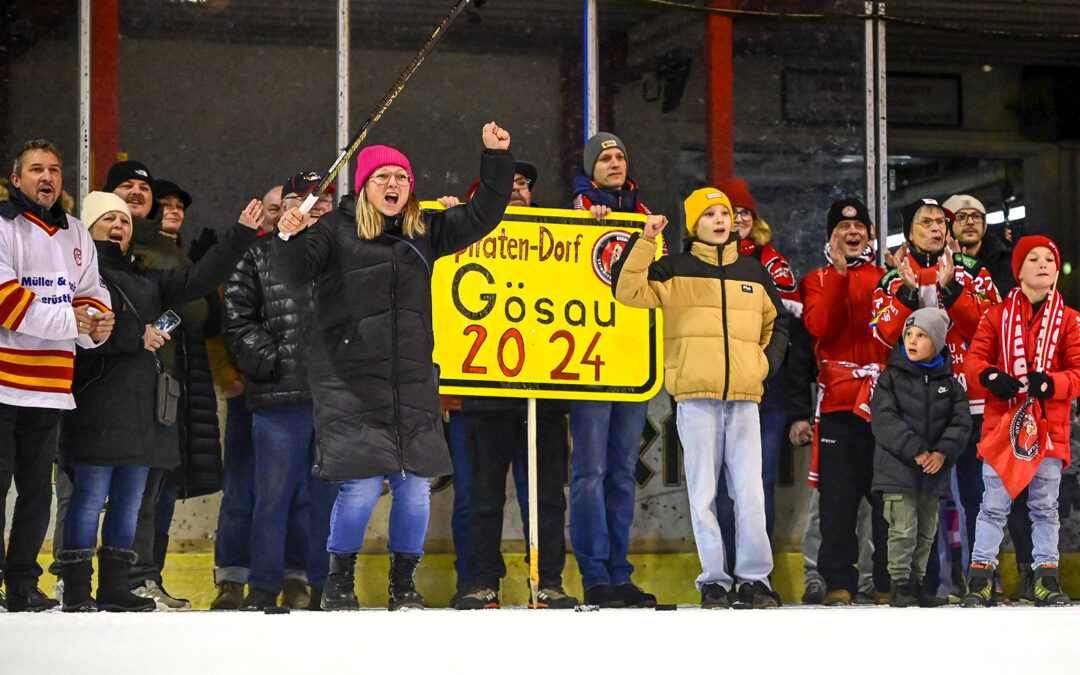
left=272, top=122, right=513, bottom=611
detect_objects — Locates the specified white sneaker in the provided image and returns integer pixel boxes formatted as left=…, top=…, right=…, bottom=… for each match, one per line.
left=131, top=579, right=191, bottom=611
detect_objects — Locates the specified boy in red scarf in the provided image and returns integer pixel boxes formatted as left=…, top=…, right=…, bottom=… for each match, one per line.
left=963, top=236, right=1080, bottom=607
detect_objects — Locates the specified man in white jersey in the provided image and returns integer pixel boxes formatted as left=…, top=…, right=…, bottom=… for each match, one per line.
left=0, top=140, right=114, bottom=611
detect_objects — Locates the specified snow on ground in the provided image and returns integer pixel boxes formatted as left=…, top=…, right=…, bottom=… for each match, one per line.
left=4, top=604, right=1080, bottom=674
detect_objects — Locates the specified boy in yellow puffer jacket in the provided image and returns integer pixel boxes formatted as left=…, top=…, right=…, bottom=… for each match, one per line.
left=612, top=188, right=788, bottom=609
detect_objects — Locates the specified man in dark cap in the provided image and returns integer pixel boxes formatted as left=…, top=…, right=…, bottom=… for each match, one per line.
left=225, top=171, right=337, bottom=611
left=450, top=161, right=577, bottom=610
left=104, top=160, right=158, bottom=221
left=106, top=162, right=201, bottom=610
left=154, top=180, right=192, bottom=239
left=798, top=198, right=891, bottom=606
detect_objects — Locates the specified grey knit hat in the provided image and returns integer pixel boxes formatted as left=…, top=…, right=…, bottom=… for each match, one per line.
left=583, top=132, right=627, bottom=180
left=904, top=307, right=950, bottom=355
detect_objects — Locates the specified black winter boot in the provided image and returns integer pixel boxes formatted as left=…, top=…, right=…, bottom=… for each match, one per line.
left=321, top=553, right=359, bottom=611
left=57, top=549, right=98, bottom=613
left=889, top=579, right=918, bottom=608
left=1033, top=565, right=1071, bottom=607
left=5, top=583, right=60, bottom=612
left=962, top=563, right=995, bottom=608
left=1018, top=564, right=1036, bottom=604
left=96, top=547, right=156, bottom=612
left=388, top=552, right=424, bottom=611
left=914, top=578, right=946, bottom=608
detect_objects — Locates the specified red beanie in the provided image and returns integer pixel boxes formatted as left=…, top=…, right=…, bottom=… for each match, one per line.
left=1012, top=235, right=1060, bottom=282
left=714, top=178, right=756, bottom=214
left=354, top=145, right=414, bottom=193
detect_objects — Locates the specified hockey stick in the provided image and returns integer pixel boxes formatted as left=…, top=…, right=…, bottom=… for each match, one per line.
left=280, top=0, right=473, bottom=239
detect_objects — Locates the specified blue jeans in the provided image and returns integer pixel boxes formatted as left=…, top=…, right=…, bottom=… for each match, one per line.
left=65, top=465, right=150, bottom=550
left=214, top=396, right=255, bottom=584
left=248, top=404, right=316, bottom=593
left=569, top=400, right=648, bottom=589
left=450, top=410, right=529, bottom=589
left=677, top=399, right=772, bottom=590
left=972, top=458, right=1063, bottom=568
left=715, top=386, right=785, bottom=570
left=328, top=473, right=431, bottom=554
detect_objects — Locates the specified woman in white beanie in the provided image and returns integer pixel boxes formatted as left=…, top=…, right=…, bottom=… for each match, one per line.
left=54, top=191, right=260, bottom=612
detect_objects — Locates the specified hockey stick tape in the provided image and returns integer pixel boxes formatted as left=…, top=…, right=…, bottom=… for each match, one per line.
left=277, top=192, right=320, bottom=241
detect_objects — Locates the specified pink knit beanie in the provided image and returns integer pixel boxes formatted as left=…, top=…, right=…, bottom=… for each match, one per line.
left=354, top=145, right=414, bottom=192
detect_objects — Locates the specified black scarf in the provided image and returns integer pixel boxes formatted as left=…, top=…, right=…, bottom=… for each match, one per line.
left=0, top=184, right=69, bottom=230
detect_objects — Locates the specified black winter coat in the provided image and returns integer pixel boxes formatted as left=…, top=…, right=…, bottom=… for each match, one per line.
left=870, top=344, right=972, bottom=497
left=973, top=230, right=1014, bottom=296
left=225, top=235, right=314, bottom=410
left=59, top=226, right=258, bottom=470
left=271, top=149, right=514, bottom=480
left=132, top=222, right=224, bottom=497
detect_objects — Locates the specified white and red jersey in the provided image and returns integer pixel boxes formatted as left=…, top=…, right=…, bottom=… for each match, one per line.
left=0, top=208, right=112, bottom=409
left=871, top=251, right=999, bottom=414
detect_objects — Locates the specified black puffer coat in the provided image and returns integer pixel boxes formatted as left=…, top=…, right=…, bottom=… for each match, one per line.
left=870, top=343, right=972, bottom=497
left=271, top=149, right=514, bottom=480
left=60, top=225, right=258, bottom=470
left=225, top=235, right=314, bottom=410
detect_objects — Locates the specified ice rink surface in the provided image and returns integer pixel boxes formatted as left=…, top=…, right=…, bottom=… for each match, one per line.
left=4, top=604, right=1080, bottom=674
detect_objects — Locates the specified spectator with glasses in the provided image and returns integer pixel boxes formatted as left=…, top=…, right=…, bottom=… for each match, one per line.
left=871, top=198, right=999, bottom=605
left=273, top=123, right=514, bottom=611
left=943, top=194, right=1013, bottom=299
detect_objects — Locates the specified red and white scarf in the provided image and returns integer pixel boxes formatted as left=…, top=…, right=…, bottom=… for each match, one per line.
left=1000, top=286, right=1064, bottom=390
left=978, top=287, right=1064, bottom=497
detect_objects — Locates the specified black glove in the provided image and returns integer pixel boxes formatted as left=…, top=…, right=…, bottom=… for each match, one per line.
left=1027, top=371, right=1055, bottom=400
left=1059, top=472, right=1080, bottom=519
left=980, top=368, right=1023, bottom=401
left=187, top=226, right=219, bottom=263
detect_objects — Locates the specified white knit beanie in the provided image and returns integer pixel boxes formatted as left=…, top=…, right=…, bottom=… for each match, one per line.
left=80, top=191, right=131, bottom=229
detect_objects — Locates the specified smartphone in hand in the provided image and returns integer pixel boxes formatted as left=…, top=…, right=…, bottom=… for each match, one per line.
left=154, top=310, right=182, bottom=334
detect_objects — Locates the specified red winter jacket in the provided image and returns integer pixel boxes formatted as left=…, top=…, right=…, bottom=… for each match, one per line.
left=965, top=295, right=1080, bottom=467
left=800, top=264, right=887, bottom=413
left=871, top=251, right=998, bottom=414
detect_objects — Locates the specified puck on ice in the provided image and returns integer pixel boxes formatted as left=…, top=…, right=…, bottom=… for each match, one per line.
left=264, top=606, right=291, bottom=615
left=655, top=604, right=677, bottom=611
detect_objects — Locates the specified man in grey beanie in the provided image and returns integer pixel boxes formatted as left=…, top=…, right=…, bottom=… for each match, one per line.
left=566, top=132, right=667, bottom=608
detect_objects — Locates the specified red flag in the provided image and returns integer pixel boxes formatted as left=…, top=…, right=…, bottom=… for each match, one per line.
left=977, top=395, right=1048, bottom=498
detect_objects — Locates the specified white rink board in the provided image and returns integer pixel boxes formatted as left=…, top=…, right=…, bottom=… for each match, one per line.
left=4, top=604, right=1080, bottom=674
